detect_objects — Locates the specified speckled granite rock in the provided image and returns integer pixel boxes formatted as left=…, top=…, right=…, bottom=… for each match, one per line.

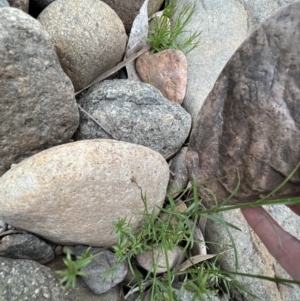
left=0, top=140, right=169, bottom=247
left=76, top=80, right=191, bottom=159
left=0, top=8, right=79, bottom=177
left=38, top=0, right=127, bottom=91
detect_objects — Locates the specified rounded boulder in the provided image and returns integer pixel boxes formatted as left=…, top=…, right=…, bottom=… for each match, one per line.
left=0, top=140, right=169, bottom=247
left=38, top=0, right=127, bottom=91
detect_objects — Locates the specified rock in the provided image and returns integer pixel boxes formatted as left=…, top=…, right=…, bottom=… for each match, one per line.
left=205, top=206, right=300, bottom=301
left=173, top=0, right=248, bottom=123
left=0, top=233, right=54, bottom=264
left=186, top=2, right=300, bottom=206
left=7, top=0, right=29, bottom=11
left=241, top=0, right=298, bottom=33
left=38, top=0, right=127, bottom=91
left=0, top=8, right=79, bottom=177
left=47, top=256, right=122, bottom=301
left=74, top=246, right=127, bottom=294
left=0, top=0, right=9, bottom=7
left=76, top=80, right=191, bottom=159
left=136, top=246, right=183, bottom=273
left=0, top=220, right=6, bottom=234
left=102, top=0, right=164, bottom=33
left=0, top=139, right=169, bottom=247
left=54, top=245, right=63, bottom=256
left=167, top=147, right=189, bottom=196
left=0, top=257, right=76, bottom=300
left=136, top=50, right=187, bottom=104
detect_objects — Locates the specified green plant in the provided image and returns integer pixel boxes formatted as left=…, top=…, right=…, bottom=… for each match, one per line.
left=55, top=247, right=95, bottom=289
left=147, top=0, right=201, bottom=54
left=110, top=165, right=300, bottom=301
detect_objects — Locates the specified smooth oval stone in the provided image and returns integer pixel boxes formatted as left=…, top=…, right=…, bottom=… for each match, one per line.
left=0, top=140, right=169, bottom=247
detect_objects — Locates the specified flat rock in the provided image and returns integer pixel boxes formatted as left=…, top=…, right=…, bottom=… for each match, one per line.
left=174, top=0, right=248, bottom=122
left=76, top=80, right=191, bottom=159
left=205, top=206, right=300, bottom=301
left=0, top=8, right=79, bottom=176
left=0, top=233, right=54, bottom=264
left=102, top=0, right=164, bottom=33
left=0, top=139, right=169, bottom=247
left=136, top=50, right=187, bottom=104
left=186, top=3, right=300, bottom=206
left=0, top=257, right=76, bottom=300
left=74, top=246, right=127, bottom=294
left=38, top=0, right=127, bottom=91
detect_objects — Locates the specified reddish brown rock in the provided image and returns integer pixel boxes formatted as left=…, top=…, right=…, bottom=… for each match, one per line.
left=136, top=50, right=187, bottom=104
left=186, top=3, right=300, bottom=206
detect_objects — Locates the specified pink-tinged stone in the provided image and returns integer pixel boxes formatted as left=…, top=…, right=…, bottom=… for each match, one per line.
left=136, top=49, right=187, bottom=104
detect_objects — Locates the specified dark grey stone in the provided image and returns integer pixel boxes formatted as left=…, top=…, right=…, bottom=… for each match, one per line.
left=167, top=147, right=189, bottom=197
left=0, top=233, right=54, bottom=264
left=76, top=80, right=191, bottom=159
left=0, top=257, right=76, bottom=301
left=0, top=8, right=79, bottom=176
left=0, top=0, right=9, bottom=7
left=186, top=2, right=300, bottom=207
left=74, top=246, right=127, bottom=295
left=31, top=0, right=54, bottom=9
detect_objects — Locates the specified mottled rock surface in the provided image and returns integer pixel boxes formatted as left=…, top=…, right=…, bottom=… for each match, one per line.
left=102, top=0, right=164, bottom=33
left=136, top=50, right=187, bottom=104
left=74, top=246, right=127, bottom=294
left=38, top=0, right=127, bottom=91
left=205, top=206, right=300, bottom=301
left=0, top=140, right=169, bottom=247
left=0, top=257, right=76, bottom=300
left=76, top=80, right=191, bottom=159
left=186, top=3, right=300, bottom=206
left=7, top=0, right=29, bottom=11
left=0, top=233, right=54, bottom=264
left=167, top=147, right=189, bottom=196
left=0, top=8, right=79, bottom=176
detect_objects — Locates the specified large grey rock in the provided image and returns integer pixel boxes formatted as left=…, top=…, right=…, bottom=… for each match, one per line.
left=76, top=80, right=191, bottom=159
left=173, top=0, right=248, bottom=123
left=0, top=140, right=169, bottom=247
left=0, top=0, right=9, bottom=7
left=38, top=0, right=127, bottom=91
left=0, top=257, right=76, bottom=300
left=102, top=0, right=164, bottom=33
left=205, top=206, right=300, bottom=301
left=0, top=8, right=79, bottom=176
left=186, top=3, right=300, bottom=206
left=74, top=246, right=127, bottom=294
left=7, top=0, right=29, bottom=12
left=0, top=233, right=54, bottom=264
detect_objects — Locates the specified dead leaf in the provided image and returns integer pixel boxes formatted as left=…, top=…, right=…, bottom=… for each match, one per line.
left=174, top=254, right=217, bottom=272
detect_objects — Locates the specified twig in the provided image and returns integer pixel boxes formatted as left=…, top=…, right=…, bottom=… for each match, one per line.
left=75, top=43, right=151, bottom=96
left=77, top=104, right=118, bottom=140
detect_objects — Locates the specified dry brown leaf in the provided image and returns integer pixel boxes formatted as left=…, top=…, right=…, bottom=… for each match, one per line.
left=174, top=254, right=217, bottom=272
